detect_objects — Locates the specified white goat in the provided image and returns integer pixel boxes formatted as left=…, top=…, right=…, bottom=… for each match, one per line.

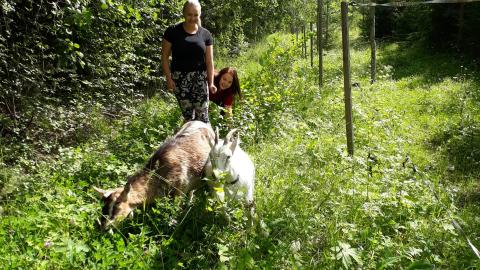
left=206, top=128, right=255, bottom=219
left=93, top=120, right=215, bottom=229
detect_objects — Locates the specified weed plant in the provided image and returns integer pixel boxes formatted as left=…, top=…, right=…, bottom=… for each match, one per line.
left=1, top=31, right=479, bottom=269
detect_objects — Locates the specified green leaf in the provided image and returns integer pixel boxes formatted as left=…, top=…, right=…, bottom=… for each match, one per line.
left=407, top=260, right=434, bottom=270
left=217, top=244, right=230, bottom=263
left=117, top=5, right=126, bottom=14
left=332, top=242, right=362, bottom=269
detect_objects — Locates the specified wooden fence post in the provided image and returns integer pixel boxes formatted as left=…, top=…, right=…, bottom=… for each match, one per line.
left=317, top=0, right=324, bottom=87
left=296, top=29, right=299, bottom=45
left=325, top=0, right=330, bottom=47
left=370, top=5, right=376, bottom=83
left=303, top=24, right=307, bottom=59
left=310, top=22, right=314, bottom=67
left=341, top=1, right=354, bottom=156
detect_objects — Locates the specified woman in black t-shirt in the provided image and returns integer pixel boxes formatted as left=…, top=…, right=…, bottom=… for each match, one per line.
left=161, top=0, right=216, bottom=123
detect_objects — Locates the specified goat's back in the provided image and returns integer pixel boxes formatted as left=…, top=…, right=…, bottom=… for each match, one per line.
left=230, top=147, right=255, bottom=202
left=232, top=148, right=255, bottom=179
left=145, top=121, right=214, bottom=195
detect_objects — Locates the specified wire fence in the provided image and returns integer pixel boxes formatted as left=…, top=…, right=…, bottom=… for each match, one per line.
left=352, top=0, right=480, bottom=7
left=339, top=0, right=480, bottom=260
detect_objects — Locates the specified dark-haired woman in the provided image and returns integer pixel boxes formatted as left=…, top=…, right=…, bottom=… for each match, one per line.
left=209, top=67, right=242, bottom=121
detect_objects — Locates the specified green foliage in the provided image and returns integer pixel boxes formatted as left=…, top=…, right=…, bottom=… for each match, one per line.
left=224, top=33, right=322, bottom=143
left=1, top=14, right=480, bottom=270
left=105, top=95, right=182, bottom=165
left=202, top=0, right=324, bottom=57
left=358, top=2, right=480, bottom=58
left=0, top=0, right=183, bottom=164
left=0, top=0, right=327, bottom=165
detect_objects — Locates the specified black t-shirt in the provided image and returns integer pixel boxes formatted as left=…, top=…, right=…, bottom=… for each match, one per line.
left=163, top=23, right=213, bottom=72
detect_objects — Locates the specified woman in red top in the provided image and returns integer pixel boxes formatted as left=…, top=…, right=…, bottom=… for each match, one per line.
left=209, top=67, right=241, bottom=121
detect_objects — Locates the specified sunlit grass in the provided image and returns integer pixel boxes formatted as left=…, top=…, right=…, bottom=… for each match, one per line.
left=1, top=32, right=479, bottom=269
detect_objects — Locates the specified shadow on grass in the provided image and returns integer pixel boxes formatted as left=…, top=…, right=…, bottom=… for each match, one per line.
left=379, top=43, right=480, bottom=90
left=430, top=122, right=480, bottom=178
left=379, top=42, right=480, bottom=178
left=457, top=188, right=480, bottom=208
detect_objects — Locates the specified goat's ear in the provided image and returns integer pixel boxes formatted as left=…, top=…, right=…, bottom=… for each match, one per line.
left=124, top=183, right=133, bottom=201
left=93, top=186, right=112, bottom=198
left=230, top=133, right=239, bottom=154
left=225, top=128, right=238, bottom=144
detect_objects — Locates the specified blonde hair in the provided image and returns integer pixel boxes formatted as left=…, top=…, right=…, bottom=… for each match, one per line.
left=183, top=0, right=201, bottom=14
left=182, top=0, right=202, bottom=26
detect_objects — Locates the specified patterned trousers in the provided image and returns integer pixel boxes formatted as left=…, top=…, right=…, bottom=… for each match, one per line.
left=172, top=70, right=209, bottom=123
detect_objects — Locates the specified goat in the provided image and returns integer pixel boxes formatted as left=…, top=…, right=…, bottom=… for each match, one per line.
left=205, top=128, right=255, bottom=221
left=93, top=120, right=215, bottom=229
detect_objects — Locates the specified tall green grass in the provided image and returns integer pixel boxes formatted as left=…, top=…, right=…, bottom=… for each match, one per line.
left=1, top=31, right=479, bottom=269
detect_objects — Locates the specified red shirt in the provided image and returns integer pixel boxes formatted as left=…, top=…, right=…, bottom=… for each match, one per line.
left=210, top=71, right=235, bottom=107
left=210, top=87, right=234, bottom=107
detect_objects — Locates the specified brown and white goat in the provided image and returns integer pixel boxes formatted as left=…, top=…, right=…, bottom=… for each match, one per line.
left=93, top=121, right=215, bottom=229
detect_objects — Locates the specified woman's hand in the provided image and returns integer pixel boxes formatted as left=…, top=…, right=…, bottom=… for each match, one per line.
left=167, top=78, right=176, bottom=92
left=209, top=83, right=217, bottom=94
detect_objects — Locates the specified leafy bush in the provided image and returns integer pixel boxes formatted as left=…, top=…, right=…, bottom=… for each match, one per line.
left=1, top=25, right=480, bottom=270
left=0, top=0, right=183, bottom=164
left=358, top=2, right=480, bottom=58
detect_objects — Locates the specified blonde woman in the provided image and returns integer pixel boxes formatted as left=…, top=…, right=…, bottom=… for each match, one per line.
left=161, top=0, right=216, bottom=123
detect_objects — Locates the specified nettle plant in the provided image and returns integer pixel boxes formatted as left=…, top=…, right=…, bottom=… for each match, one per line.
left=233, top=33, right=305, bottom=142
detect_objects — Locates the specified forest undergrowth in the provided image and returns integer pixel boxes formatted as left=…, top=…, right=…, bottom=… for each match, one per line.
left=1, top=31, right=479, bottom=269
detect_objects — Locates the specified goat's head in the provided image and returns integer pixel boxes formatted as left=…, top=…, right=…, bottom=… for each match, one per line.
left=210, top=128, right=239, bottom=181
left=93, top=183, right=135, bottom=230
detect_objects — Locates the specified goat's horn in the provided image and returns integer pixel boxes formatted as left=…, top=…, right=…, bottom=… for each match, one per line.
left=225, top=128, right=239, bottom=144
left=93, top=186, right=110, bottom=198
left=215, top=126, right=219, bottom=145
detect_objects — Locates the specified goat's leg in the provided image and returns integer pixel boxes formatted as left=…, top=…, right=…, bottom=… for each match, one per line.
left=246, top=201, right=255, bottom=227
left=187, top=190, right=195, bottom=204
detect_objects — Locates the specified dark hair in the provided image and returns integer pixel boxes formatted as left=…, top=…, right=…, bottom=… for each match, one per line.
left=214, top=67, right=242, bottom=99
